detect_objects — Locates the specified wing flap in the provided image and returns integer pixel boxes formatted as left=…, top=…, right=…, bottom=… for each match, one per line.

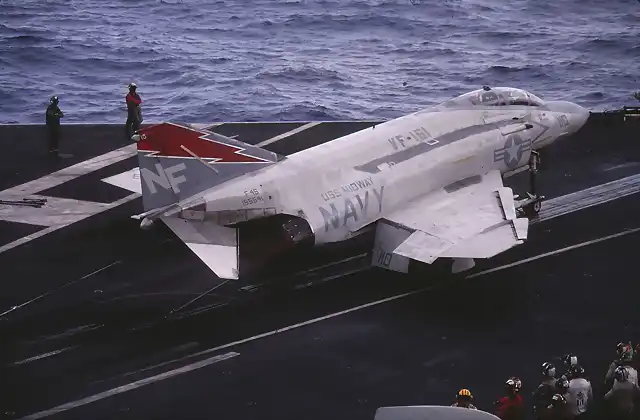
left=385, top=170, right=529, bottom=267
left=162, top=217, right=239, bottom=279
left=513, top=216, right=528, bottom=240
left=388, top=171, right=507, bottom=243
left=497, top=187, right=517, bottom=220
left=439, top=220, right=526, bottom=259
left=393, top=230, right=452, bottom=264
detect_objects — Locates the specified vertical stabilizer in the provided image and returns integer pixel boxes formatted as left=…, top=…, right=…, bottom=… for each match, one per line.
left=134, top=122, right=279, bottom=211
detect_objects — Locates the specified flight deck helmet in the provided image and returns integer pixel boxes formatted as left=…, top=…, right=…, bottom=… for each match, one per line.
left=542, top=362, right=556, bottom=378
left=562, top=353, right=579, bottom=369
left=614, top=366, right=629, bottom=382
left=50, top=96, right=59, bottom=105
left=505, top=377, right=522, bottom=394
left=616, top=342, right=634, bottom=362
left=569, top=364, right=585, bottom=378
left=455, top=388, right=474, bottom=405
left=128, top=82, right=137, bottom=92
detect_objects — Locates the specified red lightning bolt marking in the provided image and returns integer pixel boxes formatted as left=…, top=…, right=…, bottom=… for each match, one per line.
left=136, top=122, right=268, bottom=163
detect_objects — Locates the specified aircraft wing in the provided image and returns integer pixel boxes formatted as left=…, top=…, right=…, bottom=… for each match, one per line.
left=372, top=170, right=528, bottom=273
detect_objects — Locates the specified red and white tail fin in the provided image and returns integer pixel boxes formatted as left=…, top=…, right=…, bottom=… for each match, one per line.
left=134, top=122, right=279, bottom=211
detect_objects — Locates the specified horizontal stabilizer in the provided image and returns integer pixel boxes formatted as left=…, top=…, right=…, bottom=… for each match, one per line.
left=162, top=217, right=239, bottom=280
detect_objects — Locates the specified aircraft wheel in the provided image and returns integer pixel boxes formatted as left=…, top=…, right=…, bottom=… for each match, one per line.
left=533, top=200, right=542, bottom=213
left=523, top=202, right=541, bottom=218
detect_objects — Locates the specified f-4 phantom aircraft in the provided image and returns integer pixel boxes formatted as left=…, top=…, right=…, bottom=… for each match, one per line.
left=105, top=86, right=589, bottom=279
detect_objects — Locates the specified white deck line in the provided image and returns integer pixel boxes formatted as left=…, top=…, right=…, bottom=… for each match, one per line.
left=255, top=121, right=323, bottom=147
left=0, top=193, right=140, bottom=255
left=0, top=144, right=136, bottom=197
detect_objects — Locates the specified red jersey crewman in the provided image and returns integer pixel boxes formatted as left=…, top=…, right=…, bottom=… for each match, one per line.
left=495, top=377, right=525, bottom=420
left=125, top=82, right=142, bottom=140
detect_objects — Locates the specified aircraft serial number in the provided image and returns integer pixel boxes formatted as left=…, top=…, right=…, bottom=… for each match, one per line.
left=242, top=195, right=264, bottom=206
left=387, top=126, right=438, bottom=150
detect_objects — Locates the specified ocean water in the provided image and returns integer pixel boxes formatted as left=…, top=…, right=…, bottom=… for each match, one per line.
left=0, top=0, right=638, bottom=124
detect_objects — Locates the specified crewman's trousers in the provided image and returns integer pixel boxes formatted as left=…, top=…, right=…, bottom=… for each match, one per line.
left=125, top=116, right=140, bottom=141
left=47, top=125, right=59, bottom=154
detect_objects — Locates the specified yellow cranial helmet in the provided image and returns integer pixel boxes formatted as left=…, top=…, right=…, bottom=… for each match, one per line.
left=457, top=389, right=473, bottom=399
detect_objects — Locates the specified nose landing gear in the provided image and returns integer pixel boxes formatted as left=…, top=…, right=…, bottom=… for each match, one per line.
left=516, top=192, right=544, bottom=218
left=515, top=151, right=544, bottom=218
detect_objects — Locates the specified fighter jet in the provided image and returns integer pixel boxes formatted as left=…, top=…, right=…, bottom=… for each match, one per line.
left=104, top=86, right=589, bottom=279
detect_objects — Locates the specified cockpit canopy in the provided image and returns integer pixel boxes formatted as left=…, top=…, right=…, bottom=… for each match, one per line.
left=441, top=87, right=546, bottom=108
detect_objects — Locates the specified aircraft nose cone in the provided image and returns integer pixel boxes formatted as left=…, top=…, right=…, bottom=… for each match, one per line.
left=546, top=100, right=590, bottom=133
left=572, top=103, right=590, bottom=132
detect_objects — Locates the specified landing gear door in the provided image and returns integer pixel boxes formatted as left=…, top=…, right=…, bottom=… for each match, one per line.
left=371, top=221, right=411, bottom=274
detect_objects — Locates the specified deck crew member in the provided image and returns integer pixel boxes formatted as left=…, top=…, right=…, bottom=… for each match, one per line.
left=451, top=388, right=478, bottom=409
left=45, top=95, right=64, bottom=156
left=561, top=354, right=580, bottom=380
left=553, top=376, right=573, bottom=419
left=494, top=377, right=525, bottom=420
left=605, top=343, right=638, bottom=388
left=125, top=82, right=142, bottom=140
left=533, top=362, right=558, bottom=418
left=604, top=366, right=640, bottom=420
left=566, top=365, right=593, bottom=419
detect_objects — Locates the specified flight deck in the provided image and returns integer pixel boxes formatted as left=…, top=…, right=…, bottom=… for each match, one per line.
left=0, top=111, right=639, bottom=420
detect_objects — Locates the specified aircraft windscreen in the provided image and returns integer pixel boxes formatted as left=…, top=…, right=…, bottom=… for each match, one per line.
left=441, top=87, right=545, bottom=107
left=526, top=92, right=545, bottom=106
left=504, top=89, right=531, bottom=106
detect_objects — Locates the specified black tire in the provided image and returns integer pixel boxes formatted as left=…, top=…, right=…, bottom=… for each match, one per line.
left=523, top=203, right=539, bottom=218
left=533, top=200, right=542, bottom=213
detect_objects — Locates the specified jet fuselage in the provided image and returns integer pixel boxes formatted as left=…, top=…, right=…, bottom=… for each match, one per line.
left=195, top=88, right=589, bottom=246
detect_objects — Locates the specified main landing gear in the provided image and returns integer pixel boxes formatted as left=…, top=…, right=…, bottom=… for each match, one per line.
left=515, top=150, right=544, bottom=219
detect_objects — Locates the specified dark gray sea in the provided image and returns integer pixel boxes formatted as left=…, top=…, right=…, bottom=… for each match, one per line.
left=1, top=0, right=638, bottom=124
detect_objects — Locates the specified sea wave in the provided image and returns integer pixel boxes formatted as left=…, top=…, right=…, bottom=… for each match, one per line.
left=0, top=0, right=638, bottom=123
